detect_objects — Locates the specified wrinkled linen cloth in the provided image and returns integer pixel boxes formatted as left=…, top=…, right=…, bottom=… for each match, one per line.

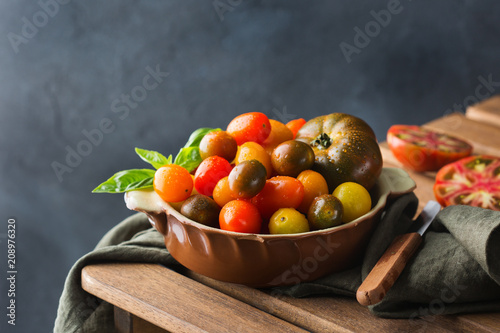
left=54, top=193, right=500, bottom=332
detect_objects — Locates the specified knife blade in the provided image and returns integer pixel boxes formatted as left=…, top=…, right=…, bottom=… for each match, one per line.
left=356, top=200, right=441, bottom=306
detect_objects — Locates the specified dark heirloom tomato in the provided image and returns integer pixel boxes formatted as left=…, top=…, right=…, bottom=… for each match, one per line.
left=228, top=159, right=267, bottom=199
left=271, top=140, right=315, bottom=177
left=295, top=113, right=382, bottom=191
left=308, top=194, right=343, bottom=230
left=387, top=125, right=473, bottom=172
left=180, top=194, right=220, bottom=227
left=434, top=155, right=500, bottom=211
left=199, top=130, right=238, bottom=162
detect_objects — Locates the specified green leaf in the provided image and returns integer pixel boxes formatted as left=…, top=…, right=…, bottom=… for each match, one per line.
left=92, top=169, right=156, bottom=193
left=174, top=147, right=202, bottom=172
left=173, top=127, right=220, bottom=172
left=135, top=148, right=172, bottom=169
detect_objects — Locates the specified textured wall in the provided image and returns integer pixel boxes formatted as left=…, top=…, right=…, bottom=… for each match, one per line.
left=1, top=0, right=499, bottom=331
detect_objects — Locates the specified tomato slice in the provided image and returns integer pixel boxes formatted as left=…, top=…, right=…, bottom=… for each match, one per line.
left=433, top=155, right=500, bottom=211
left=387, top=125, right=473, bottom=172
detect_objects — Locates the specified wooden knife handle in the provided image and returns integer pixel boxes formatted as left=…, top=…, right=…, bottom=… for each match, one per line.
left=356, top=232, right=422, bottom=306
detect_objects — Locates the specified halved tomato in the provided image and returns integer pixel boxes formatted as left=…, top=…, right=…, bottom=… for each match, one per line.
left=387, top=125, right=473, bottom=172
left=433, top=155, right=500, bottom=211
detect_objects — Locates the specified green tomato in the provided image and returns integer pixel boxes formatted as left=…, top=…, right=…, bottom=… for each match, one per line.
left=268, top=208, right=310, bottom=234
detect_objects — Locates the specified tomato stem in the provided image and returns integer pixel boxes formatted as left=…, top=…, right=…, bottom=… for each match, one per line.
left=311, top=133, right=332, bottom=150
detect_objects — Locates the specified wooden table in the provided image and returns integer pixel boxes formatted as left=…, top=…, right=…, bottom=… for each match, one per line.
left=82, top=97, right=500, bottom=333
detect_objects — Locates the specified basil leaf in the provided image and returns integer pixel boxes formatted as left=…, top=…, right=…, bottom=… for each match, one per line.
left=173, top=127, right=220, bottom=172
left=183, top=127, right=220, bottom=148
left=174, top=147, right=202, bottom=172
left=92, top=169, right=156, bottom=193
left=135, top=148, right=172, bottom=169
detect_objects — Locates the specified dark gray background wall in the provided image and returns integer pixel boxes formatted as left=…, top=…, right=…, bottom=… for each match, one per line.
left=1, top=0, right=499, bottom=331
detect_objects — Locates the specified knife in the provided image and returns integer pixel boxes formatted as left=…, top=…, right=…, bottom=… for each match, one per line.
left=356, top=200, right=441, bottom=306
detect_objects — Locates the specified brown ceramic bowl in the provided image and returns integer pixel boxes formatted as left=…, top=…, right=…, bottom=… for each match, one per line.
left=125, top=167, right=415, bottom=287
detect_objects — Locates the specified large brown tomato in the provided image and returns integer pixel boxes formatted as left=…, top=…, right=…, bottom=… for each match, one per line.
left=296, top=113, right=382, bottom=191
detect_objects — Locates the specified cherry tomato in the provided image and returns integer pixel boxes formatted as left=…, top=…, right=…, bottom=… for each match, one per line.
left=387, top=125, right=473, bottom=172
left=433, top=155, right=500, bottom=210
left=251, top=176, right=304, bottom=219
left=268, top=208, right=309, bottom=234
left=213, top=176, right=234, bottom=207
left=332, top=182, right=372, bottom=223
left=308, top=194, right=343, bottom=230
left=167, top=175, right=199, bottom=211
left=180, top=194, right=220, bottom=227
left=296, top=170, right=329, bottom=214
left=199, top=130, right=238, bottom=162
left=271, top=140, right=315, bottom=177
left=261, top=119, right=294, bottom=155
left=194, top=156, right=232, bottom=197
left=219, top=200, right=262, bottom=233
left=227, top=112, right=271, bottom=145
left=154, top=164, right=193, bottom=202
left=235, top=142, right=273, bottom=178
left=228, top=159, right=267, bottom=199
left=286, top=118, right=306, bottom=139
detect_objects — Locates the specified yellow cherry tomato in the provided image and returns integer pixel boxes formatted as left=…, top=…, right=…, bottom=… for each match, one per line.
left=268, top=208, right=310, bottom=234
left=213, top=176, right=234, bottom=207
left=235, top=142, right=273, bottom=178
left=332, top=182, right=371, bottom=223
left=261, top=119, right=294, bottom=155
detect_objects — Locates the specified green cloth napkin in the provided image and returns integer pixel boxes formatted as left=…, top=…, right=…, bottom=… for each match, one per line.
left=54, top=193, right=500, bottom=332
left=274, top=193, right=500, bottom=319
left=54, top=215, right=180, bottom=333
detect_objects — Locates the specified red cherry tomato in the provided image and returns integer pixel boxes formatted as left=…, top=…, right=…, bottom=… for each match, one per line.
left=251, top=176, right=304, bottom=219
left=286, top=118, right=306, bottom=139
left=219, top=200, right=262, bottom=233
left=194, top=156, right=232, bottom=197
left=434, top=155, right=500, bottom=211
left=227, top=112, right=271, bottom=145
left=387, top=125, right=473, bottom=172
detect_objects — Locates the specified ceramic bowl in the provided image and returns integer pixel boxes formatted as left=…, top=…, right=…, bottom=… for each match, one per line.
left=125, top=167, right=415, bottom=287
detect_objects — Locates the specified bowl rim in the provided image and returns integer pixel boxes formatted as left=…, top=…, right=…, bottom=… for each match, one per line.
left=125, top=167, right=415, bottom=240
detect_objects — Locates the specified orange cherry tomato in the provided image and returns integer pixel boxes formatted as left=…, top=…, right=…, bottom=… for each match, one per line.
left=227, top=112, right=271, bottom=145
left=154, top=164, right=193, bottom=202
left=296, top=170, right=329, bottom=214
left=251, top=176, right=304, bottom=219
left=194, top=156, right=232, bottom=197
left=219, top=200, right=262, bottom=233
left=234, top=142, right=273, bottom=178
left=261, top=119, right=294, bottom=155
left=286, top=118, right=306, bottom=139
left=213, top=176, right=235, bottom=207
